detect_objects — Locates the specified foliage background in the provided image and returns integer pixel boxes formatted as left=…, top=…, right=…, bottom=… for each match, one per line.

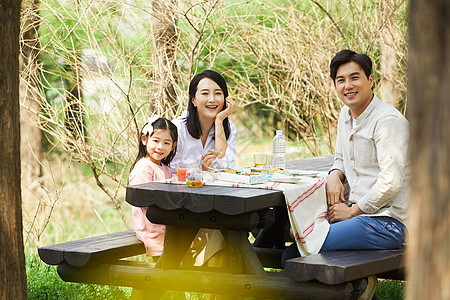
left=18, top=1, right=408, bottom=298
left=20, top=0, right=408, bottom=250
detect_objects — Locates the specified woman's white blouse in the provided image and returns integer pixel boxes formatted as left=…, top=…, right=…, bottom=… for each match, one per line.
left=169, top=111, right=237, bottom=172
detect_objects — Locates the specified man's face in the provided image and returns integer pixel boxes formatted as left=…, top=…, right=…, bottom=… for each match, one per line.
left=334, top=61, right=374, bottom=118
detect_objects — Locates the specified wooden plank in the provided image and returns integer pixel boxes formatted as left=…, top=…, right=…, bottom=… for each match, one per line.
left=160, top=225, right=198, bottom=270
left=253, top=247, right=284, bottom=269
left=285, top=249, right=404, bottom=285
left=57, top=261, right=356, bottom=300
left=286, top=155, right=334, bottom=171
left=38, top=230, right=144, bottom=266
left=213, top=188, right=284, bottom=215
left=64, top=235, right=145, bottom=267
left=146, top=207, right=261, bottom=231
left=127, top=182, right=284, bottom=215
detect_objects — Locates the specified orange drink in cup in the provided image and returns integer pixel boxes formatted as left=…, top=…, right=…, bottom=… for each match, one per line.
left=176, top=164, right=189, bottom=182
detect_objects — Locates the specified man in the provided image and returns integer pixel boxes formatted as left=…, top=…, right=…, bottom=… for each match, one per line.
left=282, top=50, right=409, bottom=263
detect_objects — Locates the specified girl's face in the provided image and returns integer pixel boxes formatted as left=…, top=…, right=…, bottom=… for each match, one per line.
left=142, top=129, right=176, bottom=165
left=192, top=78, right=225, bottom=121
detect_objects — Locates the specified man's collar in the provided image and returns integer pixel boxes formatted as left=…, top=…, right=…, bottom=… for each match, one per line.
left=345, top=94, right=380, bottom=123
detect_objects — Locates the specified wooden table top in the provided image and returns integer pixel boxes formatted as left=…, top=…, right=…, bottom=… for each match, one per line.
left=126, top=182, right=284, bottom=215
left=125, top=155, right=334, bottom=216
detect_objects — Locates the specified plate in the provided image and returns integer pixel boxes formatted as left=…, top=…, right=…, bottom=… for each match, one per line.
left=268, top=173, right=302, bottom=184
left=288, top=170, right=320, bottom=177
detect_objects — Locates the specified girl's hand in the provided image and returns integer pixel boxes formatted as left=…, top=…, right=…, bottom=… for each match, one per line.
left=201, top=151, right=219, bottom=170
left=216, top=99, right=235, bottom=122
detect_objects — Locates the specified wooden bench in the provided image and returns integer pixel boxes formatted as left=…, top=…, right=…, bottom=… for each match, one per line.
left=284, top=249, right=405, bottom=285
left=39, top=230, right=405, bottom=299
left=38, top=230, right=364, bottom=299
left=37, top=230, right=284, bottom=269
left=38, top=230, right=145, bottom=267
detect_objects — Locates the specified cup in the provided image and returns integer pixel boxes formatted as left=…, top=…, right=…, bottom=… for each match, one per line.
left=186, top=165, right=204, bottom=187
left=253, top=153, right=268, bottom=167
left=176, top=163, right=189, bottom=182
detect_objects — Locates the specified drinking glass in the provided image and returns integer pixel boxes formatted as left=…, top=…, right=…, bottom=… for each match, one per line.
left=176, top=163, right=189, bottom=182
left=253, top=153, right=268, bottom=167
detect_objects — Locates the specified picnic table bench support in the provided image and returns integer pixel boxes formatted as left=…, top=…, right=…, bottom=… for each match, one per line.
left=56, top=260, right=359, bottom=300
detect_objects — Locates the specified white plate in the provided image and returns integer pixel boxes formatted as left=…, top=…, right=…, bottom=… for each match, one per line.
left=268, top=173, right=302, bottom=184
left=288, top=170, right=320, bottom=177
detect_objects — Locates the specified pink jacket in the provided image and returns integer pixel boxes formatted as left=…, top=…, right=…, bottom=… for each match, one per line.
left=129, top=158, right=173, bottom=256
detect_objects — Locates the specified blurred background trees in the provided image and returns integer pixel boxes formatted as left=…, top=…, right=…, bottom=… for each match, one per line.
left=19, top=0, right=408, bottom=245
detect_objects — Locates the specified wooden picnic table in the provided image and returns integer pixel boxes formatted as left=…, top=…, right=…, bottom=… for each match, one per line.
left=38, top=155, right=404, bottom=299
left=122, top=155, right=357, bottom=298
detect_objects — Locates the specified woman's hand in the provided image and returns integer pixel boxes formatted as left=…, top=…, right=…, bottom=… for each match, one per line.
left=326, top=170, right=345, bottom=205
left=216, top=99, right=235, bottom=122
left=201, top=151, right=219, bottom=171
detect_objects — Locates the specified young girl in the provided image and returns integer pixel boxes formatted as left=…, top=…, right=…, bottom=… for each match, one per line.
left=129, top=116, right=177, bottom=259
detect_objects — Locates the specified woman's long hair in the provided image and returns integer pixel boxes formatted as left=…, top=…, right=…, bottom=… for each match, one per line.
left=186, top=70, right=231, bottom=140
left=130, top=118, right=178, bottom=172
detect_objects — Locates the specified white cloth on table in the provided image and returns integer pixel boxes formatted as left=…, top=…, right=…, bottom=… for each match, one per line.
left=159, top=171, right=330, bottom=256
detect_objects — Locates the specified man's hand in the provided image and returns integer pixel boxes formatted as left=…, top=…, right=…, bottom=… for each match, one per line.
left=328, top=203, right=363, bottom=223
left=326, top=170, right=345, bottom=205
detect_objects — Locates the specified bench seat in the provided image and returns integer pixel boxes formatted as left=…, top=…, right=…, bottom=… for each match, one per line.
left=285, top=249, right=405, bottom=285
left=38, top=230, right=146, bottom=267
left=38, top=230, right=284, bottom=269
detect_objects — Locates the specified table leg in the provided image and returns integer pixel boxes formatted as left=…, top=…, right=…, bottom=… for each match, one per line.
left=227, top=230, right=265, bottom=275
left=226, top=230, right=244, bottom=274
left=160, top=225, right=198, bottom=270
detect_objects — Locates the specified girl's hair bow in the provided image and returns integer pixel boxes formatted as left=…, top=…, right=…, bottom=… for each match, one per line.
left=141, top=115, right=160, bottom=136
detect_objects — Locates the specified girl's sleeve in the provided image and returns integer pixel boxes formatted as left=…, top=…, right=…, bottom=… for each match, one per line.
left=129, top=168, right=154, bottom=185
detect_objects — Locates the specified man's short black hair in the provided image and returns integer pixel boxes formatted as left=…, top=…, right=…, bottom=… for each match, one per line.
left=330, top=50, right=373, bottom=82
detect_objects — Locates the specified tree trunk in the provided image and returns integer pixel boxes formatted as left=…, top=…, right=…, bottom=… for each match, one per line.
left=0, top=0, right=28, bottom=298
left=152, top=0, right=178, bottom=118
left=406, top=0, right=450, bottom=299
left=379, top=0, right=401, bottom=108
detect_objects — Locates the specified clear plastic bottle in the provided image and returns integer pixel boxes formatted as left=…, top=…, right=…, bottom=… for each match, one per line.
left=272, top=130, right=286, bottom=169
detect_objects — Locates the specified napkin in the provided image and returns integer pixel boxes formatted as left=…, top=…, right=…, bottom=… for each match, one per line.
left=217, top=172, right=267, bottom=185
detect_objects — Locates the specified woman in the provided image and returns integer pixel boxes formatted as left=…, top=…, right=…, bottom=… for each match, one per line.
left=170, top=70, right=237, bottom=172
left=170, top=70, right=237, bottom=269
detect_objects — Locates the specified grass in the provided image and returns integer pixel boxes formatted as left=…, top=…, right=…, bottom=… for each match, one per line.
left=376, top=279, right=406, bottom=300
left=26, top=252, right=131, bottom=299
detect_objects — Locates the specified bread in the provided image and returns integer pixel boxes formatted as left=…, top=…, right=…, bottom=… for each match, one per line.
left=207, top=149, right=222, bottom=156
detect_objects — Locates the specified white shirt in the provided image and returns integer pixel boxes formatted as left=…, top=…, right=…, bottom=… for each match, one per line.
left=169, top=111, right=237, bottom=172
left=331, top=95, right=410, bottom=223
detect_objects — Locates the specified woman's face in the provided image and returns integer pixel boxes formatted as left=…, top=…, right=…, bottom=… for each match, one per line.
left=192, top=77, right=225, bottom=121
